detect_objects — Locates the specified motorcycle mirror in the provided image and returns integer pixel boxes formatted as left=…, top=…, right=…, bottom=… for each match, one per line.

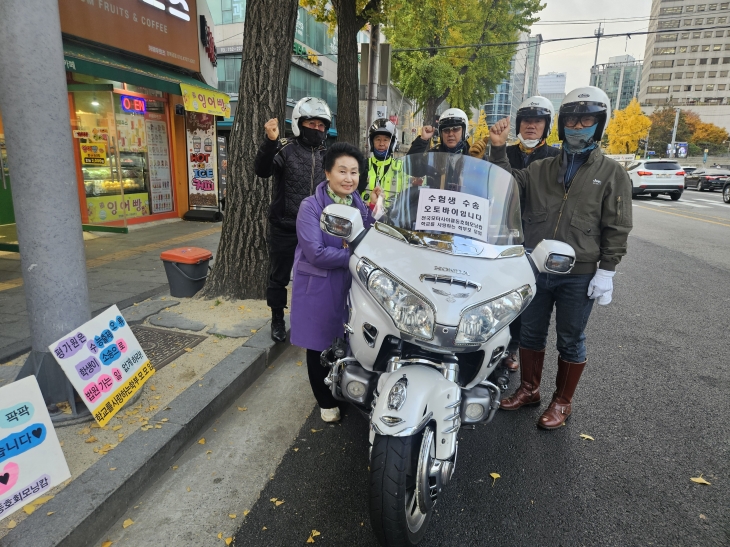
left=529, top=239, right=576, bottom=274
left=320, top=204, right=365, bottom=243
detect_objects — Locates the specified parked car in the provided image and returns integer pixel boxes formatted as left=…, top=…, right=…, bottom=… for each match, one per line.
left=626, top=159, right=685, bottom=200
left=681, top=166, right=697, bottom=177
left=683, top=167, right=730, bottom=191
left=723, top=180, right=730, bottom=203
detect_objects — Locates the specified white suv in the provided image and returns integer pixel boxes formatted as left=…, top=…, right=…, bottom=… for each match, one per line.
left=626, top=160, right=684, bottom=201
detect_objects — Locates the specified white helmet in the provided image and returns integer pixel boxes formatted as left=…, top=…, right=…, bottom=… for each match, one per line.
left=438, top=108, right=469, bottom=140
left=558, top=86, right=611, bottom=141
left=368, top=118, right=397, bottom=155
left=291, top=97, right=332, bottom=137
left=516, top=96, right=555, bottom=140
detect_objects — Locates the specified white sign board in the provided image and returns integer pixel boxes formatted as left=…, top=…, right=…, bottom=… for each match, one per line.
left=605, top=154, right=636, bottom=163
left=0, top=376, right=70, bottom=519
left=414, top=189, right=490, bottom=242
left=49, top=305, right=154, bottom=427
left=375, top=106, right=387, bottom=119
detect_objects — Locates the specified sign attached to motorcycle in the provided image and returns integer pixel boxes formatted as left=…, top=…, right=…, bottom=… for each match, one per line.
left=414, top=189, right=490, bottom=242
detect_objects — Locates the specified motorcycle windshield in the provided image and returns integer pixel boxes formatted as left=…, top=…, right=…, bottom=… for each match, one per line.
left=380, top=152, right=523, bottom=247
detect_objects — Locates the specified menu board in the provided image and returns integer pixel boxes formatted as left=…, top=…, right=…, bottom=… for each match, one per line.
left=145, top=117, right=173, bottom=214
left=186, top=112, right=218, bottom=209
left=115, top=113, right=147, bottom=153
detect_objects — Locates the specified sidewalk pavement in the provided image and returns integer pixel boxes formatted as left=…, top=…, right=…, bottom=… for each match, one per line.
left=0, top=219, right=222, bottom=364
left=0, top=290, right=292, bottom=547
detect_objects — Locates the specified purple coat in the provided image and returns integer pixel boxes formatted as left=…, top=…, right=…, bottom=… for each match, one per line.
left=290, top=181, right=375, bottom=352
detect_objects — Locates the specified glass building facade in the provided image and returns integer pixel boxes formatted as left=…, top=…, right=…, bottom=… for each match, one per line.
left=591, top=55, right=643, bottom=112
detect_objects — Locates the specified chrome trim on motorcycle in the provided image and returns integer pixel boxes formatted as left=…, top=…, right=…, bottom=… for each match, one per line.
left=419, top=274, right=482, bottom=292
left=386, top=356, right=459, bottom=382
left=441, top=419, right=461, bottom=434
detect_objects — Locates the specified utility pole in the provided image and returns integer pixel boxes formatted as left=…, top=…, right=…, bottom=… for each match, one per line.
left=364, top=23, right=381, bottom=154
left=0, top=0, right=91, bottom=419
left=644, top=129, right=650, bottom=159
left=591, top=23, right=604, bottom=85
left=669, top=107, right=681, bottom=157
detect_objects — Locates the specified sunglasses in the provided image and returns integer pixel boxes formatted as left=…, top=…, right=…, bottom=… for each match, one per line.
left=441, top=126, right=462, bottom=134
left=564, top=115, right=598, bottom=128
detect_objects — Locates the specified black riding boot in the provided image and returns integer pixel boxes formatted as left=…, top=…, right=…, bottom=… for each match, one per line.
left=271, top=308, right=286, bottom=343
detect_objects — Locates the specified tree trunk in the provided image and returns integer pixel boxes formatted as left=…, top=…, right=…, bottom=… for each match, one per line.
left=332, top=0, right=361, bottom=147
left=424, top=94, right=447, bottom=128
left=200, top=0, right=298, bottom=300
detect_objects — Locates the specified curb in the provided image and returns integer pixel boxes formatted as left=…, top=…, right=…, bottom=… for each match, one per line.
left=2, top=318, right=291, bottom=547
left=0, top=285, right=169, bottom=364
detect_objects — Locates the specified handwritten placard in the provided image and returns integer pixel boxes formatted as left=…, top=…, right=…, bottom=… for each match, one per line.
left=49, top=305, right=154, bottom=426
left=0, top=376, right=70, bottom=519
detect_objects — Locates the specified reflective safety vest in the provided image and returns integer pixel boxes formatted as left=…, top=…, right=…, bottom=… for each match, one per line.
left=361, top=156, right=403, bottom=206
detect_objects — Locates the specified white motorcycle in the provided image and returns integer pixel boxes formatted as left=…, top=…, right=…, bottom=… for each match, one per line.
left=319, top=153, right=574, bottom=547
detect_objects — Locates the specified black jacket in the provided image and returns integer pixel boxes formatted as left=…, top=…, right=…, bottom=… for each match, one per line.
left=406, top=137, right=480, bottom=158
left=254, top=137, right=326, bottom=232
left=505, top=142, right=560, bottom=170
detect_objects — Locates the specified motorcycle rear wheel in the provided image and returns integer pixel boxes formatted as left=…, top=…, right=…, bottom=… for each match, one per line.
left=369, top=430, right=434, bottom=547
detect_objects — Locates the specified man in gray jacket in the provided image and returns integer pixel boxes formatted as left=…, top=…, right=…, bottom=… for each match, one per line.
left=488, top=86, right=633, bottom=430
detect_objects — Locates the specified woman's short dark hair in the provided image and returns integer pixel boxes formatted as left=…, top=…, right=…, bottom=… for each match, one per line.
left=323, top=142, right=364, bottom=173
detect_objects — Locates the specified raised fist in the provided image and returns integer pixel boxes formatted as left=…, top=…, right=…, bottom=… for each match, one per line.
left=264, top=118, right=279, bottom=141
left=489, top=117, right=510, bottom=147
left=420, top=125, right=435, bottom=141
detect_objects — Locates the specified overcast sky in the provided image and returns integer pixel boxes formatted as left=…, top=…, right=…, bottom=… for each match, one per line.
left=534, top=0, right=654, bottom=92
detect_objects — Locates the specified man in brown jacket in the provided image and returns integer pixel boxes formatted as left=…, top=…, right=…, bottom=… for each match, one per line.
left=488, top=86, right=633, bottom=429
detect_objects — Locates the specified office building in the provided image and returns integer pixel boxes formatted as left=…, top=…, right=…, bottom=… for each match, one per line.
left=591, top=54, right=643, bottom=113
left=538, top=72, right=567, bottom=112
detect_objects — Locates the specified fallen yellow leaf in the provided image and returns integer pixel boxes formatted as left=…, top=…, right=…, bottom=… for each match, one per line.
left=47, top=512, right=54, bottom=516
left=262, top=526, right=267, bottom=530
left=85, top=436, right=98, bottom=443
left=490, top=472, right=501, bottom=487
left=217, top=532, right=223, bottom=539
left=122, top=518, right=134, bottom=529
left=112, top=425, right=123, bottom=431
left=237, top=407, right=247, bottom=411
left=23, top=504, right=36, bottom=515
left=270, top=497, right=278, bottom=502
left=250, top=329, right=257, bottom=333
left=161, top=418, right=169, bottom=422
left=238, top=305, right=246, bottom=310
left=296, top=361, right=303, bottom=366
left=185, top=348, right=193, bottom=352
left=579, top=434, right=595, bottom=441
left=154, top=425, right=162, bottom=429
left=311, top=429, right=322, bottom=433
left=7, top=520, right=16, bottom=529
left=691, top=475, right=711, bottom=485
left=109, top=467, right=117, bottom=471
left=206, top=450, right=212, bottom=454
left=150, top=385, right=157, bottom=391
left=275, top=500, right=284, bottom=507
left=225, top=538, right=233, bottom=546
left=198, top=438, right=206, bottom=445
left=306, top=537, right=315, bottom=544
left=243, top=510, right=250, bottom=516
left=293, top=448, right=299, bottom=452
left=312, top=530, right=321, bottom=537
left=229, top=513, right=236, bottom=518
left=33, top=495, right=54, bottom=506
left=78, top=426, right=91, bottom=435
left=186, top=487, right=191, bottom=492
left=101, top=541, right=113, bottom=547
left=172, top=466, right=179, bottom=470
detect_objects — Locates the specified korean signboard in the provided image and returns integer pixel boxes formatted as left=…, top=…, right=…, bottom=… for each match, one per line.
left=86, top=193, right=150, bottom=223
left=49, top=306, right=155, bottom=427
left=0, top=376, right=70, bottom=519
left=79, top=142, right=109, bottom=166
left=414, top=189, right=490, bottom=243
left=180, top=84, right=231, bottom=118
left=146, top=115, right=174, bottom=214
left=59, top=0, right=199, bottom=72
left=186, top=112, right=218, bottom=209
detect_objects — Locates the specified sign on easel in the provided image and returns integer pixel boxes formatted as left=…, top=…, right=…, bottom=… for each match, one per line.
left=48, top=305, right=154, bottom=427
left=0, top=376, right=70, bottom=519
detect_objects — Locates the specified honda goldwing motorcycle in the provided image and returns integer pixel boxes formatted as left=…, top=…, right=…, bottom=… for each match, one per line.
left=318, top=153, right=575, bottom=547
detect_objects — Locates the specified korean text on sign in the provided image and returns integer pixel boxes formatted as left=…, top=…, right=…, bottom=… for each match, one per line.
left=414, top=188, right=490, bottom=243
left=49, top=305, right=155, bottom=426
left=0, top=376, right=70, bottom=519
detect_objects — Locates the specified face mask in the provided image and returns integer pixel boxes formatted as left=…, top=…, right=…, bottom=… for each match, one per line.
left=441, top=140, right=465, bottom=155
left=563, top=126, right=597, bottom=154
left=300, top=126, right=326, bottom=147
left=518, top=134, right=541, bottom=149
left=373, top=148, right=389, bottom=160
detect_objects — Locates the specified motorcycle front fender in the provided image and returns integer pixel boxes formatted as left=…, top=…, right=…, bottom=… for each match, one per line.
left=370, top=366, right=460, bottom=461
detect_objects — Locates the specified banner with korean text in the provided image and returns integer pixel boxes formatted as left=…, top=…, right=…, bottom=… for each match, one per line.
left=49, top=306, right=154, bottom=427
left=0, top=376, right=70, bottom=519
left=180, top=84, right=231, bottom=118
left=414, top=188, right=490, bottom=243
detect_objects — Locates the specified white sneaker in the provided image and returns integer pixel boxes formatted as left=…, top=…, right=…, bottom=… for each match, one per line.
left=320, top=407, right=341, bottom=422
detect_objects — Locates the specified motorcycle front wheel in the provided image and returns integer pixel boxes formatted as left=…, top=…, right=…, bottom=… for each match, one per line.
left=369, top=428, right=436, bottom=546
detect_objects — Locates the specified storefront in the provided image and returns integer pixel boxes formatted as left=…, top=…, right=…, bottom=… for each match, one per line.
left=0, top=0, right=227, bottom=248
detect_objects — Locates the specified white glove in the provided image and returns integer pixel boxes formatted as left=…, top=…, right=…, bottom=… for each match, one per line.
left=587, top=269, right=616, bottom=305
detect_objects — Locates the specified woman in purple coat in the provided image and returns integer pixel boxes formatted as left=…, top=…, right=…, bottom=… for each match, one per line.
left=291, top=142, right=381, bottom=423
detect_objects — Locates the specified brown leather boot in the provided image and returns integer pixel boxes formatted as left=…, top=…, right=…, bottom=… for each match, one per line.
left=503, top=350, right=519, bottom=372
left=500, top=348, right=545, bottom=410
left=538, top=357, right=586, bottom=430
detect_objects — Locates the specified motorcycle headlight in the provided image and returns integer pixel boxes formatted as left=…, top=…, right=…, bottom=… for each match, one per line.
left=455, top=285, right=533, bottom=345
left=368, top=270, right=435, bottom=340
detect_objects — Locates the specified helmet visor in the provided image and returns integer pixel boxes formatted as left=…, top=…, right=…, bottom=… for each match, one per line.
left=559, top=101, right=606, bottom=115
left=517, top=106, right=552, bottom=118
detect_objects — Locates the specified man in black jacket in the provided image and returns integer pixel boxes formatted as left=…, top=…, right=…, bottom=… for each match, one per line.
left=254, top=97, right=332, bottom=342
left=407, top=108, right=481, bottom=157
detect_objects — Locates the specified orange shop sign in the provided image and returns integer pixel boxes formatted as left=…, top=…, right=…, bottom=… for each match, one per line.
left=180, top=84, right=231, bottom=118
left=58, top=0, right=200, bottom=72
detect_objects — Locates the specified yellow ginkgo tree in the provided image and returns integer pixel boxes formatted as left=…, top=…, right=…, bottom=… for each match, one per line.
left=469, top=110, right=489, bottom=146
left=605, top=98, right=652, bottom=155
left=546, top=114, right=561, bottom=148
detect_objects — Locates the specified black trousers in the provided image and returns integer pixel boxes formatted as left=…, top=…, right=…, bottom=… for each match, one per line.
left=267, top=223, right=298, bottom=310
left=508, top=315, right=521, bottom=352
left=306, top=349, right=339, bottom=409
